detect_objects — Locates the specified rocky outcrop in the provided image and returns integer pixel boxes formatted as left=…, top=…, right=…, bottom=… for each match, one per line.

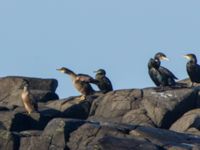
left=0, top=76, right=58, bottom=107
left=89, top=87, right=198, bottom=128
left=67, top=121, right=200, bottom=150
left=0, top=129, right=19, bottom=150
left=0, top=77, right=200, bottom=150
left=170, top=109, right=200, bottom=135
left=46, top=94, right=102, bottom=119
left=18, top=118, right=85, bottom=150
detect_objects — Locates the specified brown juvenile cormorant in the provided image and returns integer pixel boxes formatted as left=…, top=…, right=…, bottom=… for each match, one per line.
left=184, top=53, right=200, bottom=86
left=57, top=67, right=98, bottom=100
left=21, top=81, right=38, bottom=114
left=148, top=52, right=178, bottom=87
left=94, top=69, right=113, bottom=93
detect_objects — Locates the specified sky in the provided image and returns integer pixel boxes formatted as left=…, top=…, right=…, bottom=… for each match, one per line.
left=0, top=1, right=200, bottom=98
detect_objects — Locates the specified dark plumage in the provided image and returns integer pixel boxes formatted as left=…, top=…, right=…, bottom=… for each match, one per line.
left=148, top=52, right=178, bottom=87
left=57, top=67, right=97, bottom=100
left=184, top=54, right=200, bottom=86
left=94, top=69, right=113, bottom=93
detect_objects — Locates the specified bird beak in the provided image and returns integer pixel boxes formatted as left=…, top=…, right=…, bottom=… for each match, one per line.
left=161, top=56, right=169, bottom=61
left=93, top=71, right=97, bottom=73
left=56, top=68, right=65, bottom=73
left=183, top=55, right=191, bottom=60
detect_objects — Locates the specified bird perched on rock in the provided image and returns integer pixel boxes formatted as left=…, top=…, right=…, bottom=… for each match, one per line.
left=94, top=69, right=113, bottom=93
left=184, top=53, right=200, bottom=87
left=21, top=80, right=38, bottom=114
left=57, top=67, right=98, bottom=100
left=148, top=52, right=178, bottom=87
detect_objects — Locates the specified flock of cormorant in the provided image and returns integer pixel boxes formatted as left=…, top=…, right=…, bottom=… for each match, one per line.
left=148, top=52, right=200, bottom=88
left=56, top=67, right=113, bottom=100
left=21, top=52, right=200, bottom=114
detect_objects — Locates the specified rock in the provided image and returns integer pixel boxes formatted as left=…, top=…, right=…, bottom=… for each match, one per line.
left=132, top=126, right=200, bottom=148
left=122, top=109, right=155, bottom=127
left=19, top=135, right=52, bottom=150
left=142, top=87, right=198, bottom=128
left=89, top=87, right=199, bottom=128
left=19, top=130, right=42, bottom=137
left=95, top=136, right=160, bottom=150
left=186, top=128, right=200, bottom=135
left=67, top=121, right=200, bottom=150
left=0, top=76, right=58, bottom=92
left=19, top=118, right=86, bottom=150
left=0, top=76, right=59, bottom=107
left=179, top=78, right=200, bottom=87
left=67, top=122, right=129, bottom=150
left=28, top=90, right=59, bottom=103
left=46, top=95, right=101, bottom=119
left=0, top=129, right=19, bottom=150
left=1, top=76, right=200, bottom=150
left=0, top=107, right=61, bottom=132
left=18, top=130, right=52, bottom=150
left=89, top=89, right=150, bottom=125
left=0, top=110, right=27, bottom=131
left=43, top=118, right=85, bottom=148
left=170, top=109, right=200, bottom=135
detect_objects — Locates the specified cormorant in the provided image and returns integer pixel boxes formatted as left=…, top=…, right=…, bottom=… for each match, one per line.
left=184, top=53, right=200, bottom=86
left=148, top=52, right=178, bottom=87
left=21, top=80, right=38, bottom=114
left=94, top=69, right=113, bottom=93
left=57, top=67, right=98, bottom=100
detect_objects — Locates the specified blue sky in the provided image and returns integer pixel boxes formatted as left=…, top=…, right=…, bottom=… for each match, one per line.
left=0, top=1, right=200, bottom=98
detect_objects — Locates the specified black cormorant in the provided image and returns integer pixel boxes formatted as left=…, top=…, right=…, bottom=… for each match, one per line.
left=148, top=52, right=178, bottom=87
left=184, top=53, right=200, bottom=86
left=57, top=67, right=98, bottom=100
left=94, top=69, right=113, bottom=93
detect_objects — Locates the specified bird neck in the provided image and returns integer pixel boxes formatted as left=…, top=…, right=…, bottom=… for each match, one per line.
left=23, top=87, right=30, bottom=96
left=95, top=74, right=105, bottom=79
left=64, top=71, right=77, bottom=81
left=189, top=58, right=197, bottom=64
left=24, top=86, right=29, bottom=91
left=63, top=69, right=77, bottom=79
left=153, top=58, right=160, bottom=69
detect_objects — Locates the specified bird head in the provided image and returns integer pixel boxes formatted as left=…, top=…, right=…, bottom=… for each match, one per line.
left=20, top=79, right=29, bottom=90
left=183, top=54, right=197, bottom=61
left=56, top=67, right=72, bottom=74
left=154, top=52, right=169, bottom=61
left=94, top=69, right=106, bottom=75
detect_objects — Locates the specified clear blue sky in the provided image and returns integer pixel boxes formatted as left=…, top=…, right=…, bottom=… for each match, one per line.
left=0, top=1, right=200, bottom=98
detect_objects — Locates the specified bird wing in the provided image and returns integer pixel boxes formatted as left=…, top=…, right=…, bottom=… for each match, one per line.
left=148, top=68, right=161, bottom=86
left=159, top=66, right=178, bottom=80
left=103, top=77, right=113, bottom=90
left=196, top=64, right=200, bottom=74
left=77, top=74, right=99, bottom=84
